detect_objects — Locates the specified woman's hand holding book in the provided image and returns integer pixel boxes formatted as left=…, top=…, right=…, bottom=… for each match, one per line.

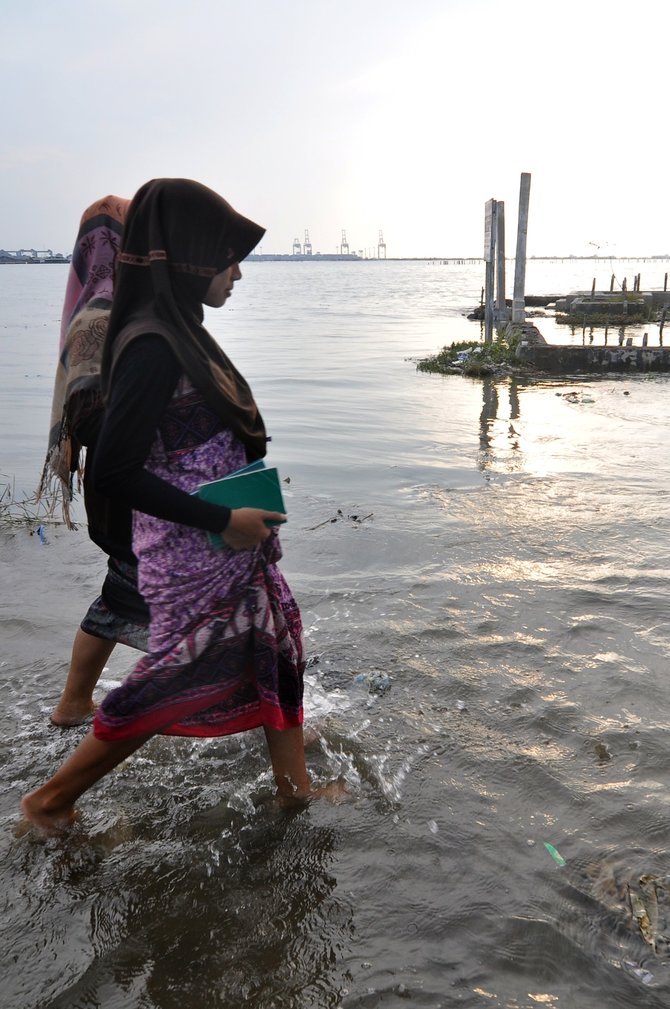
left=222, top=508, right=286, bottom=550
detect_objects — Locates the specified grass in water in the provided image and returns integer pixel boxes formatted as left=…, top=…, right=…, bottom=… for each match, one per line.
left=417, top=332, right=524, bottom=377
left=0, top=475, right=58, bottom=529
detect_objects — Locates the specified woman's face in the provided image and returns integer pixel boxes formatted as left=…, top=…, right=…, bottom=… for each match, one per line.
left=203, top=262, right=242, bottom=308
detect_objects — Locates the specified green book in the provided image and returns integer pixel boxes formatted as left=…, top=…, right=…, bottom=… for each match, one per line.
left=196, top=465, right=286, bottom=549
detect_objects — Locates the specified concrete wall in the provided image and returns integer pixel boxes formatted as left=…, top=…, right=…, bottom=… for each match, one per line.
left=516, top=343, right=670, bottom=373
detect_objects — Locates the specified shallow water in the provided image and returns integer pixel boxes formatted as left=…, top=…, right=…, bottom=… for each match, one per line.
left=1, top=263, right=670, bottom=1008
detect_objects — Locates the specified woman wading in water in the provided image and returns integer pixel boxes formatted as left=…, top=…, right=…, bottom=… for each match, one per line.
left=22, top=179, right=324, bottom=832
left=38, top=194, right=151, bottom=728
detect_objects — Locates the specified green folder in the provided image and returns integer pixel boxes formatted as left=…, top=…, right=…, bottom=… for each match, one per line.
left=196, top=465, right=286, bottom=549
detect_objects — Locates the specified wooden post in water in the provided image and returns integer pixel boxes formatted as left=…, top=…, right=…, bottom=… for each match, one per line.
left=484, top=198, right=496, bottom=344
left=512, top=173, right=531, bottom=324
left=495, top=200, right=507, bottom=322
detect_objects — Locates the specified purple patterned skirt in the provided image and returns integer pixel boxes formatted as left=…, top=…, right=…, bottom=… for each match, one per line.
left=93, top=386, right=304, bottom=741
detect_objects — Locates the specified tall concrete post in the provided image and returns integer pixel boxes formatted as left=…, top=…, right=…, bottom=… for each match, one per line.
left=512, top=173, right=531, bottom=324
left=484, top=198, right=496, bottom=344
left=495, top=200, right=506, bottom=321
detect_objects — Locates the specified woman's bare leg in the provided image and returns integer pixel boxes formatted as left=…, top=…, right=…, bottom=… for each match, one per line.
left=263, top=724, right=349, bottom=803
left=50, top=628, right=115, bottom=726
left=20, top=730, right=152, bottom=833
left=263, top=725, right=312, bottom=798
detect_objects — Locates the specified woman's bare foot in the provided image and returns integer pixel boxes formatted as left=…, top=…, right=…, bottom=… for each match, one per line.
left=50, top=699, right=96, bottom=727
left=19, top=792, right=79, bottom=835
left=311, top=778, right=351, bottom=802
left=275, top=777, right=351, bottom=808
left=17, top=732, right=150, bottom=839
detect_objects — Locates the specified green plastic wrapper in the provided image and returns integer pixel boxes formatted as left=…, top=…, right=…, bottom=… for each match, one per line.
left=543, top=842, right=566, bottom=866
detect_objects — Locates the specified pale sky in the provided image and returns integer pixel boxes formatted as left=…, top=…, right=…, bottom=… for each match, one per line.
left=2, top=0, right=669, bottom=258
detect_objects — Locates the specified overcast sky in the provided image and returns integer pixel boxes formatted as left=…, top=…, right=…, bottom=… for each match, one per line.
left=2, top=0, right=668, bottom=258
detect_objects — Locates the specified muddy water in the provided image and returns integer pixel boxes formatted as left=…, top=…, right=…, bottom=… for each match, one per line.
left=1, top=262, right=670, bottom=1008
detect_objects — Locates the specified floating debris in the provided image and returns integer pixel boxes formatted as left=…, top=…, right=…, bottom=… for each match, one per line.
left=354, top=670, right=391, bottom=694
left=455, top=347, right=482, bottom=362
left=623, top=961, right=655, bottom=986
left=543, top=842, right=566, bottom=867
left=308, top=509, right=374, bottom=531
left=627, top=873, right=669, bottom=953
left=629, top=888, right=656, bottom=950
left=562, top=391, right=595, bottom=405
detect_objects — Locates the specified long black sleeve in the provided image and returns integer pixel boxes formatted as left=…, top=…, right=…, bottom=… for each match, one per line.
left=92, top=334, right=231, bottom=533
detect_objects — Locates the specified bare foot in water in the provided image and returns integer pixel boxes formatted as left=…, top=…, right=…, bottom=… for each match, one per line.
left=276, top=778, right=351, bottom=808
left=50, top=700, right=96, bottom=727
left=18, top=793, right=79, bottom=836
left=312, top=778, right=351, bottom=802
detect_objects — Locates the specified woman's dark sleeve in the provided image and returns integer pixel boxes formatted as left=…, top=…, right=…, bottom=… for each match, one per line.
left=92, top=334, right=231, bottom=533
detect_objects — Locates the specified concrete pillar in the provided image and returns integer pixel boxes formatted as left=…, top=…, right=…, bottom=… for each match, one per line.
left=512, top=173, right=531, bottom=324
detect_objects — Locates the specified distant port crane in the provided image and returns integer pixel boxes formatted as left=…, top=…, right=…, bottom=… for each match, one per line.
left=377, top=231, right=387, bottom=259
left=292, top=236, right=302, bottom=255
left=303, top=230, right=312, bottom=256
left=340, top=230, right=349, bottom=255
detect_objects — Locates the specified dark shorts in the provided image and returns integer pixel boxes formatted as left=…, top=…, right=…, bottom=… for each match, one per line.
left=80, top=557, right=150, bottom=652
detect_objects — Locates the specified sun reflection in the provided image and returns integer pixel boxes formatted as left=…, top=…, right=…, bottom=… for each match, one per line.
left=470, top=558, right=567, bottom=584
left=581, top=778, right=634, bottom=793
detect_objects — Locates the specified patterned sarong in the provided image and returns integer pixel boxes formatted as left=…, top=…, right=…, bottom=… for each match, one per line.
left=93, top=380, right=304, bottom=741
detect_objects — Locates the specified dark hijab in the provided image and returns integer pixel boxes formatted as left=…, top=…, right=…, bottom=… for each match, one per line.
left=101, top=178, right=267, bottom=459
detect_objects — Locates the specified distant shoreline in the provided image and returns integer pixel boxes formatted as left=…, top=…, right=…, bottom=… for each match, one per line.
left=2, top=254, right=669, bottom=266
left=0, top=258, right=71, bottom=265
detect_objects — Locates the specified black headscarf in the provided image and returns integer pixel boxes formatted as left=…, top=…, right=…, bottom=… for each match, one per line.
left=101, top=179, right=267, bottom=459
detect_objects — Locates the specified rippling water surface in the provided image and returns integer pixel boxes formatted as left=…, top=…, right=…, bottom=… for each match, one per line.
left=1, top=262, right=670, bottom=1008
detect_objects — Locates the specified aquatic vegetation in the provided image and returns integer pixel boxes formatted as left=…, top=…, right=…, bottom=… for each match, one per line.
left=556, top=309, right=653, bottom=327
left=0, top=476, right=56, bottom=528
left=556, top=292, right=655, bottom=326
left=416, top=331, right=524, bottom=377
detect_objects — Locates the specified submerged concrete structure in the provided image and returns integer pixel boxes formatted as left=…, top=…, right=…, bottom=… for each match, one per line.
left=499, top=292, right=670, bottom=373
left=516, top=342, right=670, bottom=373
